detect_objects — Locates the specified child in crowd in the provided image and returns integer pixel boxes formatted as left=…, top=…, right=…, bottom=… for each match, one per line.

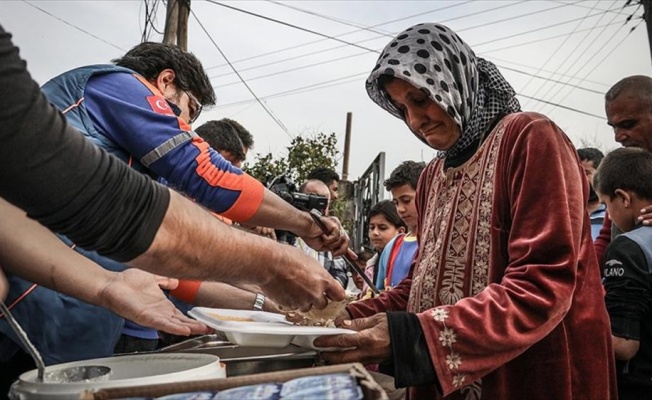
left=594, top=147, right=652, bottom=400
left=359, top=200, right=407, bottom=299
left=375, top=161, right=425, bottom=290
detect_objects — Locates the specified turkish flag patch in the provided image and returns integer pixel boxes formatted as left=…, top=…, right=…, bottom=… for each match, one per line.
left=147, top=96, right=175, bottom=116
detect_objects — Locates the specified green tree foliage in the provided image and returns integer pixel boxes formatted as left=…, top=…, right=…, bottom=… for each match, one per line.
left=244, top=132, right=339, bottom=186
left=244, top=131, right=351, bottom=231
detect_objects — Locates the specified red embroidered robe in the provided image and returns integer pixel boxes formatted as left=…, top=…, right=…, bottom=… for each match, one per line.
left=348, top=112, right=617, bottom=399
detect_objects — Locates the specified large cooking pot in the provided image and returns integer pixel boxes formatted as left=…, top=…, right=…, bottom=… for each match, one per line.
left=9, top=353, right=225, bottom=400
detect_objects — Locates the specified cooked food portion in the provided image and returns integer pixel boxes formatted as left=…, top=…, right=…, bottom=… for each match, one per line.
left=208, top=312, right=254, bottom=322
left=284, top=295, right=356, bottom=327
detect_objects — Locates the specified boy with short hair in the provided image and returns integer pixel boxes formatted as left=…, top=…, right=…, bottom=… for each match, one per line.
left=376, top=160, right=425, bottom=290
left=594, top=147, right=652, bottom=400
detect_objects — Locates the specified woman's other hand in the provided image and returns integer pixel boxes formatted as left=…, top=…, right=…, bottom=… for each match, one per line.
left=314, top=313, right=391, bottom=365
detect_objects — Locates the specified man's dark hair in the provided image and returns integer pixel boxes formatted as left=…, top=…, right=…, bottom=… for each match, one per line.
left=594, top=147, right=652, bottom=200
left=221, top=118, right=254, bottom=150
left=113, top=42, right=216, bottom=106
left=307, top=167, right=339, bottom=185
left=195, top=120, right=245, bottom=162
left=368, top=200, right=407, bottom=230
left=384, top=160, right=426, bottom=191
left=577, top=148, right=604, bottom=169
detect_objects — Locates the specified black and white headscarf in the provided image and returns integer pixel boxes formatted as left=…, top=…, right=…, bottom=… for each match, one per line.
left=366, top=23, right=521, bottom=158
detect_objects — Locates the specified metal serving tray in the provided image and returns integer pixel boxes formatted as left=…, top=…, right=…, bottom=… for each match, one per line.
left=157, top=335, right=319, bottom=377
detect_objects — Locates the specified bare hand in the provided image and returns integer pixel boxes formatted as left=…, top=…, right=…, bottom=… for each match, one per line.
left=638, top=205, right=652, bottom=225
left=262, top=297, right=281, bottom=314
left=333, top=309, right=352, bottom=327
left=301, top=215, right=352, bottom=257
left=99, top=269, right=210, bottom=336
left=154, top=276, right=179, bottom=291
left=314, top=313, right=391, bottom=365
left=260, top=246, right=346, bottom=312
left=250, top=226, right=277, bottom=240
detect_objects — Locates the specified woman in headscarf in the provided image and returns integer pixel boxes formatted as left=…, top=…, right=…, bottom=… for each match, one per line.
left=316, top=23, right=616, bottom=399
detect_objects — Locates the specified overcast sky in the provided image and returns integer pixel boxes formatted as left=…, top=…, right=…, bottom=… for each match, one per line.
left=2, top=0, right=650, bottom=184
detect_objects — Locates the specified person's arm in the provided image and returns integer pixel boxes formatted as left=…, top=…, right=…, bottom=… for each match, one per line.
left=130, top=190, right=345, bottom=311
left=192, top=282, right=279, bottom=313
left=0, top=26, right=169, bottom=263
left=603, top=235, right=650, bottom=362
left=83, top=74, right=349, bottom=256
left=0, top=198, right=208, bottom=336
left=0, top=26, right=344, bottom=311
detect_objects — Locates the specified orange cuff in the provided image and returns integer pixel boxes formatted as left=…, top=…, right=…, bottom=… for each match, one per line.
left=170, top=279, right=202, bottom=304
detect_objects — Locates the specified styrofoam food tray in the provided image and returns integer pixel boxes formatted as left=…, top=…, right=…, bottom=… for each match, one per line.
left=188, top=307, right=355, bottom=349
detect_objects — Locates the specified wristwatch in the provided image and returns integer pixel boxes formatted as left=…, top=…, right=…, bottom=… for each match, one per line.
left=252, top=293, right=265, bottom=311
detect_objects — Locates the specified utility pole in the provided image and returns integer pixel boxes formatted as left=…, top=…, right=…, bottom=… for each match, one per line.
left=341, top=112, right=353, bottom=181
left=644, top=0, right=652, bottom=64
left=163, top=0, right=190, bottom=51
left=177, top=0, right=190, bottom=51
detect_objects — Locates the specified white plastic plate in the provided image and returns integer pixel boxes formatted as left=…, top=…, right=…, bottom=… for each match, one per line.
left=188, top=307, right=355, bottom=349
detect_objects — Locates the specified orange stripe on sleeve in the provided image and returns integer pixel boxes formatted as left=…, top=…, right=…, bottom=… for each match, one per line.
left=170, top=280, right=202, bottom=304
left=192, top=139, right=264, bottom=222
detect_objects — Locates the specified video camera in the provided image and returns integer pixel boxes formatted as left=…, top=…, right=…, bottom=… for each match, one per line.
left=267, top=175, right=328, bottom=214
left=267, top=175, right=329, bottom=244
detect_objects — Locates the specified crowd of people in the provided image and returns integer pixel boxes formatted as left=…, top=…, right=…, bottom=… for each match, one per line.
left=0, top=17, right=651, bottom=400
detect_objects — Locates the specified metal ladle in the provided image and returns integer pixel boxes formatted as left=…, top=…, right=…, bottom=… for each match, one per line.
left=0, top=301, right=111, bottom=383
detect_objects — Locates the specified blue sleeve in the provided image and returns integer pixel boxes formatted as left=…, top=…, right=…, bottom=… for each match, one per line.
left=84, top=73, right=264, bottom=220
left=376, top=236, right=396, bottom=289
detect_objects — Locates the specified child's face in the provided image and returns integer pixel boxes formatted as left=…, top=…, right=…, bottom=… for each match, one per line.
left=599, top=191, right=636, bottom=232
left=368, top=214, right=403, bottom=252
left=391, top=184, right=418, bottom=231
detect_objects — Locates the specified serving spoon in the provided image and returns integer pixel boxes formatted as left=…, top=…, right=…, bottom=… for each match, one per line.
left=0, top=301, right=110, bottom=383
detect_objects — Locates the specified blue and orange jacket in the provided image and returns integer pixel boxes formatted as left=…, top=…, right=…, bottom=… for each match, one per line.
left=41, top=64, right=264, bottom=220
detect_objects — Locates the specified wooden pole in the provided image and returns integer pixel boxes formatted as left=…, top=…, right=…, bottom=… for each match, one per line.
left=341, top=112, right=353, bottom=181
left=644, top=0, right=652, bottom=65
left=177, top=0, right=190, bottom=51
left=163, top=0, right=179, bottom=45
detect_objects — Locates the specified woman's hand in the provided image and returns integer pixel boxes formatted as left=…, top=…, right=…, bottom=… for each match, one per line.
left=313, top=313, right=392, bottom=365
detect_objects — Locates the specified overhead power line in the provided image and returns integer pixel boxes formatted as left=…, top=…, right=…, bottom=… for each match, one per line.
left=540, top=3, right=642, bottom=113
left=546, top=18, right=643, bottom=117
left=22, top=0, right=125, bottom=51
left=515, top=94, right=605, bottom=119
left=203, top=1, right=474, bottom=71
left=204, top=0, right=379, bottom=53
left=189, top=8, right=293, bottom=138
left=532, top=0, right=620, bottom=112
left=213, top=66, right=604, bottom=121
left=477, top=19, right=625, bottom=54
left=519, top=0, right=601, bottom=107
left=495, top=64, right=604, bottom=95
left=208, top=1, right=584, bottom=83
